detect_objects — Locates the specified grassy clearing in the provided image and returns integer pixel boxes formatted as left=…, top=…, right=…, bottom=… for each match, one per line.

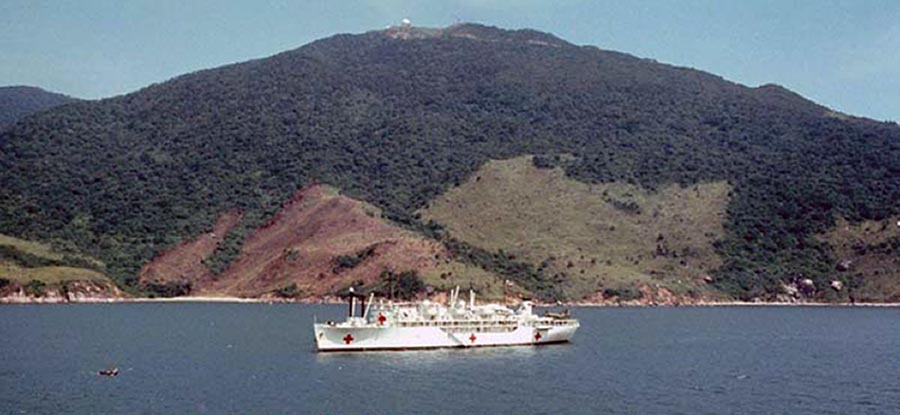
left=0, top=234, right=66, bottom=261
left=0, top=262, right=108, bottom=285
left=0, top=233, right=105, bottom=268
left=820, top=217, right=900, bottom=301
left=422, top=156, right=731, bottom=299
left=0, top=233, right=109, bottom=285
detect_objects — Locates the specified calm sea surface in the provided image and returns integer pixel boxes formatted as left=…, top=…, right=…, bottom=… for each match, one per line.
left=1, top=304, right=898, bottom=414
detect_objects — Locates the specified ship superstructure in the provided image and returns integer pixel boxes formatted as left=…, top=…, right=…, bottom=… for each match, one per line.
left=314, top=287, right=579, bottom=351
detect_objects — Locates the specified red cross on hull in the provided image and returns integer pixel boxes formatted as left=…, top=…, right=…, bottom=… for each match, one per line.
left=343, top=334, right=354, bottom=344
left=534, top=331, right=542, bottom=341
left=469, top=333, right=477, bottom=343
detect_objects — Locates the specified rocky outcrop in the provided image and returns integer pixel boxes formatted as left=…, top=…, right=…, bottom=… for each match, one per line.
left=575, top=284, right=723, bottom=306
left=0, top=279, right=126, bottom=303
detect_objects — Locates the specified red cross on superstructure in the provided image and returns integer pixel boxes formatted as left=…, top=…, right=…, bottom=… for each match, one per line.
left=534, top=331, right=542, bottom=341
left=469, top=333, right=477, bottom=343
left=377, top=313, right=386, bottom=325
left=343, top=334, right=354, bottom=344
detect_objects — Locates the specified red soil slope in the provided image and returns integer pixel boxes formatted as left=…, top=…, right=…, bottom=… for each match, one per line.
left=138, top=211, right=242, bottom=287
left=197, top=184, right=447, bottom=297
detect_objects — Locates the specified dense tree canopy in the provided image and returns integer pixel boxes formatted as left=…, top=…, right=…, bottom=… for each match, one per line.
left=0, top=86, right=79, bottom=130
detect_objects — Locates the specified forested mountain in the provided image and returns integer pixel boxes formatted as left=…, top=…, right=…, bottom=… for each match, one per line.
left=0, top=86, right=79, bottom=130
left=1, top=23, right=898, bottom=301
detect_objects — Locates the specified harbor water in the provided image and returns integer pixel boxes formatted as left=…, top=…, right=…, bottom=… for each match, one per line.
left=1, top=304, right=898, bottom=414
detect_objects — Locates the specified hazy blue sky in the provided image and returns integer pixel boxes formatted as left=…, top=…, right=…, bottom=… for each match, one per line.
left=1, top=0, right=898, bottom=121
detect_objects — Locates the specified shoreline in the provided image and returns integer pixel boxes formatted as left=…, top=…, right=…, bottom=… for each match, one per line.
left=559, top=300, right=900, bottom=308
left=3, top=295, right=900, bottom=307
left=0, top=295, right=341, bottom=305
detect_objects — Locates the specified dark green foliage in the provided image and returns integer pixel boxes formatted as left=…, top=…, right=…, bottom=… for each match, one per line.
left=532, top=154, right=575, bottom=171
left=373, top=269, right=425, bottom=300
left=853, top=236, right=900, bottom=256
left=274, top=283, right=302, bottom=298
left=143, top=281, right=191, bottom=298
left=334, top=255, right=360, bottom=269
left=0, top=277, right=10, bottom=289
left=203, top=217, right=255, bottom=276
left=0, top=86, right=79, bottom=130
left=532, top=155, right=556, bottom=169
left=608, top=199, right=642, bottom=215
left=443, top=236, right=563, bottom=301
left=377, top=269, right=397, bottom=298
left=333, top=245, right=378, bottom=273
left=395, top=270, right=425, bottom=300
left=24, top=279, right=46, bottom=297
left=603, top=287, right=643, bottom=301
left=1, top=24, right=898, bottom=300
left=0, top=245, right=55, bottom=268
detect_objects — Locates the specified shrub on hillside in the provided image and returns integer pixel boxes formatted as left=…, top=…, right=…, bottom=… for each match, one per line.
left=143, top=281, right=191, bottom=298
left=275, top=283, right=302, bottom=299
left=24, top=279, right=46, bottom=297
left=603, top=287, right=643, bottom=301
left=396, top=271, right=425, bottom=300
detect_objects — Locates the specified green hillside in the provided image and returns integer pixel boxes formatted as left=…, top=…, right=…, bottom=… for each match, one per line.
left=0, top=233, right=109, bottom=292
left=422, top=156, right=729, bottom=300
left=819, top=218, right=900, bottom=302
left=1, top=24, right=898, bottom=301
left=0, top=86, right=79, bottom=130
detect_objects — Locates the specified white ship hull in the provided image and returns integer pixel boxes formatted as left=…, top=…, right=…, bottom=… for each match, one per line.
left=314, top=322, right=579, bottom=351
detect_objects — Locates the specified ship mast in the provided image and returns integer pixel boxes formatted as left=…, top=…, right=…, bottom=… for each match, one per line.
left=348, top=287, right=356, bottom=317
left=363, top=293, right=374, bottom=319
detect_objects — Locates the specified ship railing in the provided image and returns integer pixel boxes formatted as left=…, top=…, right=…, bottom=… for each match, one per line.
left=381, top=320, right=579, bottom=329
left=387, top=319, right=524, bottom=328
left=538, top=319, right=580, bottom=326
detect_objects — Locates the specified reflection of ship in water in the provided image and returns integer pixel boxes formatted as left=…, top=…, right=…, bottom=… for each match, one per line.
left=314, top=287, right=579, bottom=352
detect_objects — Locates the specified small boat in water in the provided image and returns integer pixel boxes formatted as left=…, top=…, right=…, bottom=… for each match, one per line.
left=314, top=287, right=579, bottom=352
left=98, top=368, right=118, bottom=377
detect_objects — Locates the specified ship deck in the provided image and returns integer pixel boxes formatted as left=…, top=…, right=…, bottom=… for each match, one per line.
left=329, top=318, right=579, bottom=328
